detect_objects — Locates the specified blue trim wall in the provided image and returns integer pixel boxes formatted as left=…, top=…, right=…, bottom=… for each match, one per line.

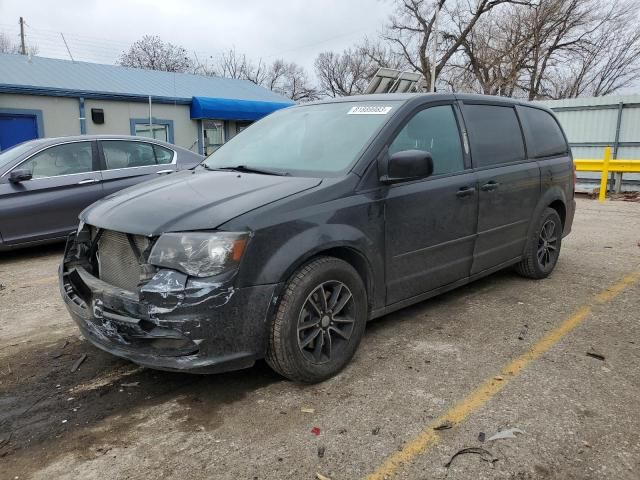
left=78, top=97, right=86, bottom=134
left=0, top=107, right=45, bottom=138
left=129, top=118, right=175, bottom=144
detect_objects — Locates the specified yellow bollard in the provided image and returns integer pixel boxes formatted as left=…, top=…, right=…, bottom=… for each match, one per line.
left=598, top=146, right=612, bottom=203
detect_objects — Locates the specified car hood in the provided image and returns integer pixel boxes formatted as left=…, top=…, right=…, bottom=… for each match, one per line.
left=82, top=169, right=322, bottom=236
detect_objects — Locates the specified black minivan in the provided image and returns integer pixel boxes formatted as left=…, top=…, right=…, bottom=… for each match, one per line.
left=60, top=93, right=575, bottom=382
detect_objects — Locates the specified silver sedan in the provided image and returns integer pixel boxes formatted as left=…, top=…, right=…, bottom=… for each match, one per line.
left=0, top=135, right=203, bottom=250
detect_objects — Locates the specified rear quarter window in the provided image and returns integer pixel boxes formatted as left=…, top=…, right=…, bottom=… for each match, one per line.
left=519, top=107, right=568, bottom=158
left=463, top=104, right=525, bottom=167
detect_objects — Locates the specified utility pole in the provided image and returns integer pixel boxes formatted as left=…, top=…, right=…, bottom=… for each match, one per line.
left=429, top=3, right=440, bottom=92
left=19, top=17, right=26, bottom=55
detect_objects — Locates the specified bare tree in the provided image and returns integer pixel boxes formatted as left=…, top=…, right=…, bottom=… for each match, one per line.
left=314, top=40, right=408, bottom=97
left=540, top=0, right=640, bottom=98
left=384, top=0, right=532, bottom=90
left=195, top=48, right=317, bottom=101
left=266, top=59, right=318, bottom=101
left=449, top=0, right=640, bottom=99
left=0, top=31, right=38, bottom=55
left=119, top=35, right=193, bottom=73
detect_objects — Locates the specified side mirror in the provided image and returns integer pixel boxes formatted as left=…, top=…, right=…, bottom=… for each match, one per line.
left=9, top=169, right=33, bottom=184
left=382, top=150, right=434, bottom=183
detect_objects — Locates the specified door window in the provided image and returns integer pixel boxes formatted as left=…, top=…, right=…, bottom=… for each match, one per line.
left=463, top=104, right=525, bottom=167
left=20, top=142, right=93, bottom=178
left=102, top=141, right=158, bottom=169
left=203, top=120, right=224, bottom=155
left=389, top=105, right=465, bottom=175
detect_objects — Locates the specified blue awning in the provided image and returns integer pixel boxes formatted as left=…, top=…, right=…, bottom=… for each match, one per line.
left=190, top=96, right=294, bottom=121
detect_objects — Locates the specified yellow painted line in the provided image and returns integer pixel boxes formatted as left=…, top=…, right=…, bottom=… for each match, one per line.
left=365, top=270, right=640, bottom=480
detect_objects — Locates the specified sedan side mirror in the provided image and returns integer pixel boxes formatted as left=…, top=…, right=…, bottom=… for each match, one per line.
left=381, top=150, right=434, bottom=184
left=9, top=169, right=33, bottom=184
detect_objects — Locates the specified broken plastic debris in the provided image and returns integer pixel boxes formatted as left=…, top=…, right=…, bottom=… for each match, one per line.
left=434, top=421, right=453, bottom=430
left=488, top=427, right=524, bottom=441
left=493, top=375, right=504, bottom=381
left=311, top=426, right=321, bottom=436
left=586, top=351, right=605, bottom=361
left=316, top=473, right=332, bottom=480
left=444, top=447, right=497, bottom=468
left=301, top=407, right=315, bottom=413
left=70, top=353, right=87, bottom=373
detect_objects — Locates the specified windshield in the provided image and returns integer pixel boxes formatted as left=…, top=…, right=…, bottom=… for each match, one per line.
left=202, top=101, right=402, bottom=176
left=0, top=141, right=40, bottom=169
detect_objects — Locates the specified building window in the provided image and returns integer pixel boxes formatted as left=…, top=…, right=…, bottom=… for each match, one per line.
left=134, top=123, right=169, bottom=142
left=203, top=120, right=225, bottom=155
left=130, top=118, right=175, bottom=144
left=236, top=121, right=252, bottom=134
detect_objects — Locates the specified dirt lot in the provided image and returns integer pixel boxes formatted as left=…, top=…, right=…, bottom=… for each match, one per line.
left=1, top=196, right=639, bottom=480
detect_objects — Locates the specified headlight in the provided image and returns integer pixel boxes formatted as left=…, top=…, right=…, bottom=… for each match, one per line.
left=148, top=231, right=249, bottom=277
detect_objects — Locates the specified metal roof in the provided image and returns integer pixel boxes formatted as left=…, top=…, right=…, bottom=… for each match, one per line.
left=0, top=53, right=291, bottom=104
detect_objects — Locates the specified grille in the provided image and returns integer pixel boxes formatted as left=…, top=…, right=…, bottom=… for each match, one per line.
left=95, top=229, right=151, bottom=292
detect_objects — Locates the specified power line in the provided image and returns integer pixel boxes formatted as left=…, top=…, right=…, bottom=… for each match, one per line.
left=0, top=19, right=379, bottom=68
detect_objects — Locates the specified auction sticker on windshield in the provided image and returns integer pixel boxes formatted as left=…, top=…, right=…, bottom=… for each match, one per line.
left=348, top=105, right=393, bottom=115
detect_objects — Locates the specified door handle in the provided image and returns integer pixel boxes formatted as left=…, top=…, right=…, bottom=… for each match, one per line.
left=456, top=186, right=476, bottom=198
left=156, top=169, right=174, bottom=174
left=480, top=181, right=500, bottom=191
left=77, top=178, right=100, bottom=185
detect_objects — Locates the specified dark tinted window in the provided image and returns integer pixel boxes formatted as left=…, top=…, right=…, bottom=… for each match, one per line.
left=389, top=105, right=464, bottom=175
left=463, top=104, right=525, bottom=167
left=520, top=107, right=567, bottom=158
left=20, top=142, right=93, bottom=178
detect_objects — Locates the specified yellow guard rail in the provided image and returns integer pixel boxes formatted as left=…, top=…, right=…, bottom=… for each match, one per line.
left=574, top=147, right=640, bottom=202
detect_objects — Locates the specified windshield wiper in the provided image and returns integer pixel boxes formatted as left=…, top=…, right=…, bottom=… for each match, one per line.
left=215, top=165, right=289, bottom=176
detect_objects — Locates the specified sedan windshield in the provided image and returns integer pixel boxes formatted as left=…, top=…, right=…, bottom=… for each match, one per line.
left=0, top=141, right=39, bottom=169
left=202, top=101, right=402, bottom=176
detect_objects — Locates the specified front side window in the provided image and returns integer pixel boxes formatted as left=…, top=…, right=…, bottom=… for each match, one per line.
left=463, top=104, right=525, bottom=167
left=20, top=142, right=93, bottom=178
left=389, top=105, right=465, bottom=176
left=203, top=101, right=402, bottom=176
left=102, top=141, right=157, bottom=169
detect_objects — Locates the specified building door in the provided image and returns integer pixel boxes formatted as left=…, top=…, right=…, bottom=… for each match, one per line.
left=0, top=114, right=38, bottom=151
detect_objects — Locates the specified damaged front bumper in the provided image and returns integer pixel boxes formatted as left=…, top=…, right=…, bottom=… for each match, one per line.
left=59, top=234, right=280, bottom=374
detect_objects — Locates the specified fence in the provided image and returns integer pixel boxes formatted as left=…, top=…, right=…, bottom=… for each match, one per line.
left=537, top=95, right=640, bottom=193
left=574, top=147, right=640, bottom=201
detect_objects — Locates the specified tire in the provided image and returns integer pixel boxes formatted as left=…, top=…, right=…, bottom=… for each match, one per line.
left=266, top=257, right=367, bottom=383
left=515, top=207, right=563, bottom=279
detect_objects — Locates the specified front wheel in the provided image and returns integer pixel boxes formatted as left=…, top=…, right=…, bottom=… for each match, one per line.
left=266, top=257, right=367, bottom=383
left=515, top=207, right=562, bottom=279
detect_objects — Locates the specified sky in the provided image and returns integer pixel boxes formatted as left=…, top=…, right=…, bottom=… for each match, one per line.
left=0, top=0, right=393, bottom=74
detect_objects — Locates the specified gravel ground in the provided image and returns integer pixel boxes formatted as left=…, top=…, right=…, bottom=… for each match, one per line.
left=0, top=196, right=639, bottom=480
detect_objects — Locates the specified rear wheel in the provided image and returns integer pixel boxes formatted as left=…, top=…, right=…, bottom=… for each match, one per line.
left=266, top=257, right=367, bottom=383
left=515, top=207, right=562, bottom=279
